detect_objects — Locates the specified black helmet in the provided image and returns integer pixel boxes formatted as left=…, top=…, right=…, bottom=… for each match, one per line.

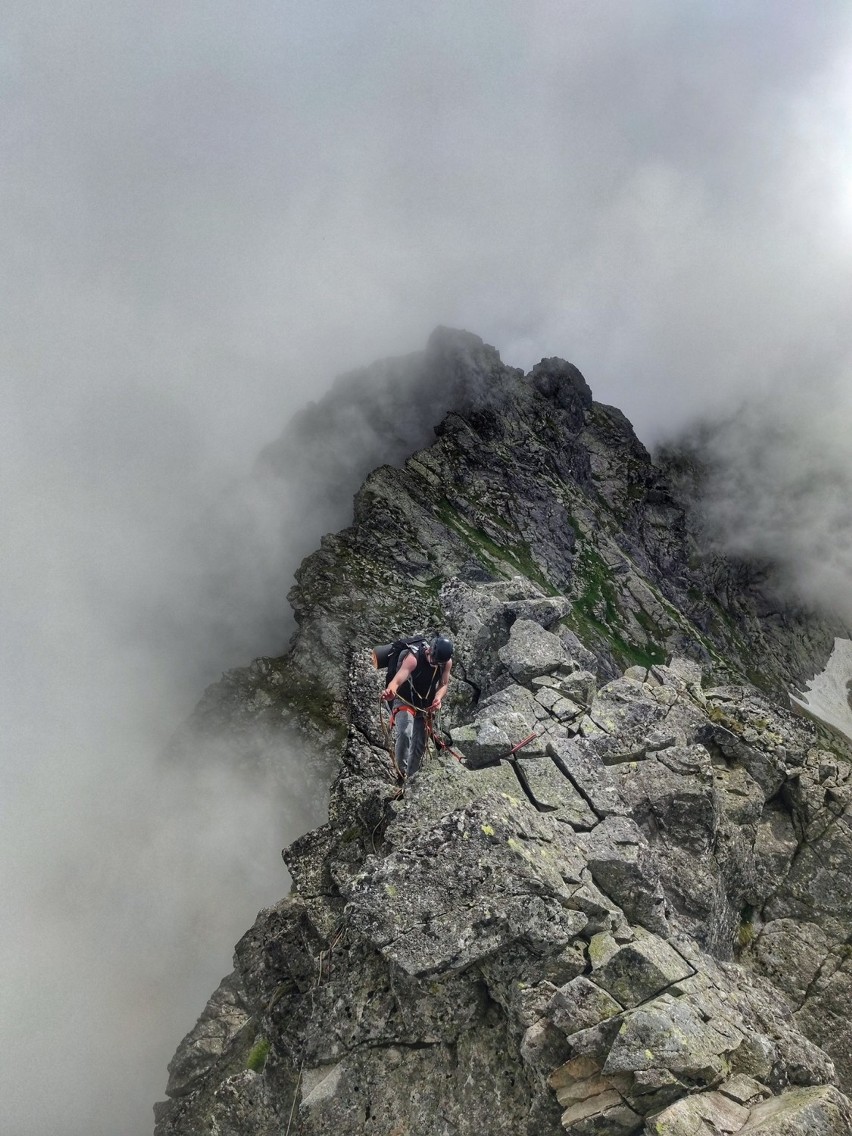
left=430, top=635, right=454, bottom=663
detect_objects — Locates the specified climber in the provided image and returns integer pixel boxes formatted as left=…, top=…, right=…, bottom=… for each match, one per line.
left=381, top=636, right=454, bottom=778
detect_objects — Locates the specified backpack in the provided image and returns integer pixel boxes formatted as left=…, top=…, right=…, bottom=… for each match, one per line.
left=381, top=636, right=428, bottom=686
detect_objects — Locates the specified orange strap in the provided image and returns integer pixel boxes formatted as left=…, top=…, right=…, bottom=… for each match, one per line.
left=388, top=703, right=418, bottom=729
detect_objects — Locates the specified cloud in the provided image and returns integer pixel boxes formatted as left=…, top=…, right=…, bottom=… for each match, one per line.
left=3, top=3, right=852, bottom=1133
left=664, top=371, right=852, bottom=629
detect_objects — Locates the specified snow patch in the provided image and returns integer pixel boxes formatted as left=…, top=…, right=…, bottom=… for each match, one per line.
left=790, top=638, right=852, bottom=745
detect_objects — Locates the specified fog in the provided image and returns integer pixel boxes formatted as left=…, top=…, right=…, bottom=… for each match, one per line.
left=667, top=378, right=852, bottom=628
left=3, top=3, right=852, bottom=1133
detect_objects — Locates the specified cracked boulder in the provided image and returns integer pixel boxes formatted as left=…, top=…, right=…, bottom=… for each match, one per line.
left=498, top=618, right=573, bottom=685
left=588, top=932, right=694, bottom=1008
left=602, top=992, right=743, bottom=1082
left=580, top=815, right=669, bottom=935
left=344, top=794, right=589, bottom=976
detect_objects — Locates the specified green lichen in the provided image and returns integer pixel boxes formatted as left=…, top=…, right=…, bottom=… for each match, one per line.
left=432, top=497, right=558, bottom=595
left=246, top=1037, right=270, bottom=1072
left=707, top=704, right=745, bottom=735
left=413, top=574, right=445, bottom=597
left=586, top=933, right=614, bottom=966
left=499, top=793, right=524, bottom=807
left=562, top=540, right=668, bottom=670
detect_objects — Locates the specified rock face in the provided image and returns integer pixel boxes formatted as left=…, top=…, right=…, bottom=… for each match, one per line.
left=155, top=331, right=852, bottom=1136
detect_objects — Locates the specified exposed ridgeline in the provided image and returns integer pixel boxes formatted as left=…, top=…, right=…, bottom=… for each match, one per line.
left=157, top=331, right=852, bottom=1136
left=253, top=328, right=533, bottom=577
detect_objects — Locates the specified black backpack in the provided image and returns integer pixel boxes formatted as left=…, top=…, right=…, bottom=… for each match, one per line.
left=379, top=636, right=428, bottom=686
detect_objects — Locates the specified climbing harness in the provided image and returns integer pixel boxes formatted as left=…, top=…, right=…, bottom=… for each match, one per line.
left=380, top=693, right=466, bottom=765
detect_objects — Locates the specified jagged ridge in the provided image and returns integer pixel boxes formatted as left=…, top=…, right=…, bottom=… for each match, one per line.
left=155, top=332, right=852, bottom=1136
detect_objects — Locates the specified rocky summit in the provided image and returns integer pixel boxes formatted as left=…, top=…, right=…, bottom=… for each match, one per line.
left=155, top=330, right=852, bottom=1136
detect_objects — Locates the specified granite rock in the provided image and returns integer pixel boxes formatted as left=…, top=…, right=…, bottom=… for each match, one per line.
left=155, top=331, right=852, bottom=1136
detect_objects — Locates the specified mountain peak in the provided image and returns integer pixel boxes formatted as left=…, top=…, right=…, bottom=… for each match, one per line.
left=156, top=333, right=852, bottom=1136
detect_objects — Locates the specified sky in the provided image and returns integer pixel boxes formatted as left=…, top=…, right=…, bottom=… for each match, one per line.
left=3, top=3, right=852, bottom=1133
